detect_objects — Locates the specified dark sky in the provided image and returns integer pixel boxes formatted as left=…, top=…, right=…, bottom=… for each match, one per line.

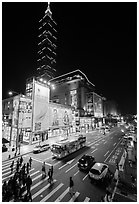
left=2, top=2, right=137, bottom=115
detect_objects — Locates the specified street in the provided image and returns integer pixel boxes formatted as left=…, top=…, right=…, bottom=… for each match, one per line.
left=2, top=128, right=126, bottom=202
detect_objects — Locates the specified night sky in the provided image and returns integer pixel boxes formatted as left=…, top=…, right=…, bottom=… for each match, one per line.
left=2, top=2, right=137, bottom=115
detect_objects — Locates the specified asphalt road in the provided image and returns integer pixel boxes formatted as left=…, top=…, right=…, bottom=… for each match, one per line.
left=2, top=127, right=126, bottom=202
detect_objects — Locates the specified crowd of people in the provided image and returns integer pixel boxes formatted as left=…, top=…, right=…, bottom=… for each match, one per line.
left=2, top=156, right=33, bottom=202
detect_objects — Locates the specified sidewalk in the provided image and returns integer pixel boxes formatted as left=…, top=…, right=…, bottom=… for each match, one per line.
left=112, top=143, right=137, bottom=202
left=2, top=130, right=98, bottom=162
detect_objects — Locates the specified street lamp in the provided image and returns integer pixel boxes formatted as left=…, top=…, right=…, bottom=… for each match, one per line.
left=8, top=90, right=21, bottom=155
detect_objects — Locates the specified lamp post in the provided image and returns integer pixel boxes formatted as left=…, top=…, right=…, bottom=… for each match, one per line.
left=8, top=91, right=21, bottom=155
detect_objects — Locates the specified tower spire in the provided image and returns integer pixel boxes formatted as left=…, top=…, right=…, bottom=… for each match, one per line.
left=45, top=2, right=52, bottom=17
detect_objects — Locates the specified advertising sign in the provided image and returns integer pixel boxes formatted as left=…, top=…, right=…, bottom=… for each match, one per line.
left=33, top=81, right=50, bottom=132
left=18, top=97, right=32, bottom=128
left=12, top=97, right=19, bottom=127
left=49, top=103, right=72, bottom=128
left=93, top=93, right=103, bottom=118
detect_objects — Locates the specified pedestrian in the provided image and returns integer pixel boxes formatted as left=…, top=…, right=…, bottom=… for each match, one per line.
left=20, top=156, right=23, bottom=167
left=48, top=168, right=53, bottom=184
left=29, top=157, right=32, bottom=168
left=69, top=177, right=75, bottom=196
left=16, top=158, right=20, bottom=172
left=27, top=162, right=30, bottom=174
left=50, top=166, right=53, bottom=182
left=22, top=163, right=26, bottom=175
left=42, top=162, right=46, bottom=179
left=26, top=175, right=32, bottom=194
left=10, top=160, right=14, bottom=174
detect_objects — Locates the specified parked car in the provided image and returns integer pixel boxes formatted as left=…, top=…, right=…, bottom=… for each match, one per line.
left=88, top=162, right=109, bottom=181
left=2, top=144, right=8, bottom=152
left=33, top=144, right=50, bottom=153
left=78, top=154, right=96, bottom=171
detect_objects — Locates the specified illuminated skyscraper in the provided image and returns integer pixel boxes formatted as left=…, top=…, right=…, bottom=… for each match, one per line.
left=37, top=2, right=57, bottom=80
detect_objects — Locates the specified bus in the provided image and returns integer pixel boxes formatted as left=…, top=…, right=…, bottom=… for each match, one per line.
left=51, top=135, right=86, bottom=159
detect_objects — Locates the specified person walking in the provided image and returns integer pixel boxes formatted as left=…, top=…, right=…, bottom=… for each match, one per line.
left=48, top=167, right=53, bottom=184
left=42, top=162, right=46, bottom=179
left=26, top=162, right=30, bottom=174
left=20, top=156, right=23, bottom=167
left=29, top=157, right=32, bottom=168
left=69, top=177, right=75, bottom=196
left=26, top=175, right=32, bottom=194
left=10, top=160, right=14, bottom=174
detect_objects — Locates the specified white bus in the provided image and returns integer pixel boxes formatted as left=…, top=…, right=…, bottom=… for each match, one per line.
left=51, top=135, right=86, bottom=159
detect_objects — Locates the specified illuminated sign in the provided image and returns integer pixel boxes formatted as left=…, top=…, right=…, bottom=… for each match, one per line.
left=93, top=93, right=103, bottom=118
left=33, top=81, right=50, bottom=132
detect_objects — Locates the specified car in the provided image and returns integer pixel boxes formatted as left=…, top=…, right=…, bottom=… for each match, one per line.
left=78, top=154, right=96, bottom=171
left=88, top=162, right=109, bottom=181
left=2, top=144, right=8, bottom=152
left=33, top=144, right=50, bottom=153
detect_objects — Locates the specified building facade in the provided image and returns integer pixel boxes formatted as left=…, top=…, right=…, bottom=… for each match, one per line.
left=2, top=95, right=32, bottom=146
left=37, top=2, right=57, bottom=80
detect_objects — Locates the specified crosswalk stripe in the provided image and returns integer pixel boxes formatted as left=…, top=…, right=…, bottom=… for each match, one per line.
left=30, top=169, right=39, bottom=177
left=2, top=165, right=16, bottom=171
left=55, top=187, right=70, bottom=202
left=2, top=160, right=14, bottom=166
left=32, top=179, right=57, bottom=200
left=68, top=192, right=80, bottom=202
left=2, top=173, right=14, bottom=181
left=31, top=176, right=50, bottom=191
left=2, top=170, right=13, bottom=177
left=32, top=174, right=42, bottom=182
left=84, top=197, right=90, bottom=202
left=40, top=183, right=64, bottom=202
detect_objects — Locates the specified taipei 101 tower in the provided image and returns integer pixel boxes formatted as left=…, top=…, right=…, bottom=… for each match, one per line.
left=37, top=2, right=57, bottom=80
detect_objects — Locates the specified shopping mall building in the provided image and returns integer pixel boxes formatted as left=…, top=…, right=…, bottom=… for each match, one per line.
left=2, top=70, right=118, bottom=145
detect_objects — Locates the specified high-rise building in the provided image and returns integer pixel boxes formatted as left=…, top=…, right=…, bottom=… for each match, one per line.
left=37, top=2, right=57, bottom=80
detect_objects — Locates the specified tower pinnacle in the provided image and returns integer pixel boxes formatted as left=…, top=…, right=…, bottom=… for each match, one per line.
left=45, top=2, right=52, bottom=17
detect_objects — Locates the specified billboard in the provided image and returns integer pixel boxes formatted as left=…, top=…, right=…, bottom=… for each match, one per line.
left=33, top=81, right=50, bottom=132
left=49, top=103, right=72, bottom=128
left=93, top=93, right=103, bottom=118
left=18, top=97, right=32, bottom=128
left=12, top=97, right=19, bottom=127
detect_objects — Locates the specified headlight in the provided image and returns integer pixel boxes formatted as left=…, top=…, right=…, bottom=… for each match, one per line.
left=85, top=163, right=88, bottom=166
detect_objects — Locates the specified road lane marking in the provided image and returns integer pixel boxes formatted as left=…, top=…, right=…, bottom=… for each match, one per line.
left=74, top=170, right=79, bottom=176
left=68, top=192, right=80, bottom=202
left=104, top=151, right=109, bottom=157
left=104, top=138, right=123, bottom=163
left=91, top=148, right=97, bottom=154
left=65, top=163, right=77, bottom=173
left=104, top=141, right=107, bottom=144
left=113, top=143, right=116, bottom=146
left=84, top=197, right=90, bottom=202
left=55, top=187, right=70, bottom=202
left=91, top=146, right=95, bottom=149
left=88, top=138, right=103, bottom=147
left=59, top=163, right=68, bottom=170
left=82, top=174, right=88, bottom=181
left=53, top=161, right=61, bottom=166
left=40, top=183, right=64, bottom=202
left=95, top=143, right=99, bottom=146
